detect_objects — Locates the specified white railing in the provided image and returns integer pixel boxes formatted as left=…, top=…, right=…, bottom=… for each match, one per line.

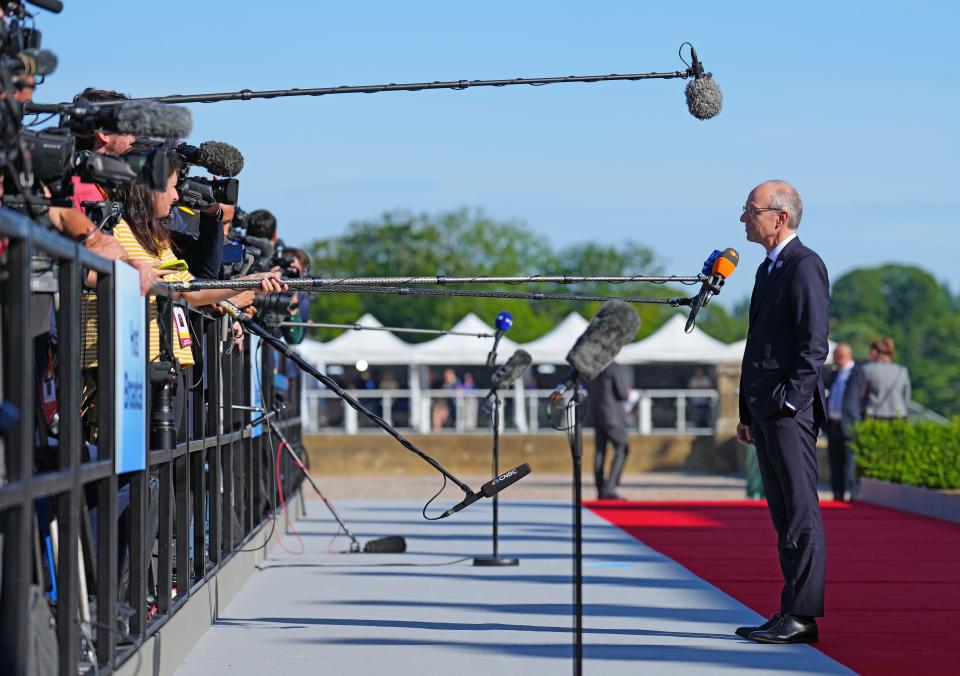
left=301, top=387, right=719, bottom=436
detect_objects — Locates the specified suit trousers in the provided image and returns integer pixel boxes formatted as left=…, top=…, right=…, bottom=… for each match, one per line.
left=751, top=403, right=826, bottom=617
left=594, top=424, right=629, bottom=496
left=825, top=419, right=852, bottom=500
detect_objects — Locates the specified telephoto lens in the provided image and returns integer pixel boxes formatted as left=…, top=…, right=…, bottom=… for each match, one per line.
left=149, top=361, right=176, bottom=450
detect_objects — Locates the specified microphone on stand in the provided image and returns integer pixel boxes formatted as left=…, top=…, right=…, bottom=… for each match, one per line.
left=486, top=349, right=532, bottom=399
left=486, top=311, right=513, bottom=367
left=438, top=463, right=532, bottom=519
left=550, top=300, right=640, bottom=401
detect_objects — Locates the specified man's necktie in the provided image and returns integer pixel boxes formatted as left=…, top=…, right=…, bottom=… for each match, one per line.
left=756, top=257, right=771, bottom=286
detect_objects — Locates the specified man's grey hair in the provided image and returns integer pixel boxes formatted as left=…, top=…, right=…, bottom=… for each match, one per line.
left=766, top=180, right=803, bottom=229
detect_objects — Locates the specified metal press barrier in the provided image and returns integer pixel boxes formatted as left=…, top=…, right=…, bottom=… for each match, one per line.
left=0, top=209, right=304, bottom=676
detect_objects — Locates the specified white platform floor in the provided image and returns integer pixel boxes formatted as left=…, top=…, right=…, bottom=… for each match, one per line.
left=175, top=499, right=851, bottom=676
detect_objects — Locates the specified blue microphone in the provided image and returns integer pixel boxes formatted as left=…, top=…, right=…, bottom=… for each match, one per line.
left=486, top=311, right=513, bottom=367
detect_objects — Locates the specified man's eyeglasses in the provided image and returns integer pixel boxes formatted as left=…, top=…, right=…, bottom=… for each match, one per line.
left=742, top=205, right=783, bottom=218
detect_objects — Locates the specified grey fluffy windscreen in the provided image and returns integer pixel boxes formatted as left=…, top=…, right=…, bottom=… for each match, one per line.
left=491, top=349, right=532, bottom=389
left=566, top=301, right=640, bottom=381
left=685, top=76, right=723, bottom=120
left=115, top=101, right=193, bottom=139
left=198, top=141, right=244, bottom=177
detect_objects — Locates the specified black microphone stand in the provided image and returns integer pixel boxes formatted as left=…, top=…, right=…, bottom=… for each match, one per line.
left=564, top=385, right=588, bottom=676
left=473, top=391, right=518, bottom=567
left=218, top=302, right=478, bottom=500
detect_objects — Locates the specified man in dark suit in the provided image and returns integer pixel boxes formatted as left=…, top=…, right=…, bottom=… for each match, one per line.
left=823, top=343, right=862, bottom=501
left=734, top=180, right=830, bottom=644
left=586, top=361, right=631, bottom=500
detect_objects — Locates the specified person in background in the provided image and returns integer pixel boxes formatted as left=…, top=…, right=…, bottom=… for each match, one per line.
left=860, top=338, right=911, bottom=420
left=462, top=371, right=478, bottom=430
left=824, top=343, right=862, bottom=501
left=687, top=367, right=714, bottom=429
left=586, top=361, right=631, bottom=500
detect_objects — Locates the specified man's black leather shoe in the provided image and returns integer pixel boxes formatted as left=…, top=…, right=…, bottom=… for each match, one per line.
left=747, top=613, right=818, bottom=644
left=735, top=613, right=779, bottom=639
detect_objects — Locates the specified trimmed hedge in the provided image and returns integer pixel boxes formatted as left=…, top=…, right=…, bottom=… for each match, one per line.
left=853, top=418, right=960, bottom=490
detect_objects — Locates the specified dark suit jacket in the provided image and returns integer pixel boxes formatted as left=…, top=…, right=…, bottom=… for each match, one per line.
left=586, top=362, right=630, bottom=429
left=739, top=237, right=830, bottom=426
left=823, top=363, right=863, bottom=436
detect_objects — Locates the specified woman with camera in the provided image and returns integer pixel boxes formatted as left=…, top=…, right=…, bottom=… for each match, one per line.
left=81, top=152, right=284, bottom=399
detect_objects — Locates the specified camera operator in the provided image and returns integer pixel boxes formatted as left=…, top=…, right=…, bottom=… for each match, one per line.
left=66, top=87, right=169, bottom=293
left=81, top=151, right=285, bottom=402
left=245, top=208, right=278, bottom=245
left=276, top=247, right=311, bottom=345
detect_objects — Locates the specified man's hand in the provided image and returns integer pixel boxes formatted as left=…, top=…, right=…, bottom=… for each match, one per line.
left=228, top=289, right=257, bottom=309
left=736, top=423, right=754, bottom=445
left=239, top=270, right=287, bottom=293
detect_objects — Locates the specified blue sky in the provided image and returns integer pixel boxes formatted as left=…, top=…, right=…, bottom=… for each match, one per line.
left=35, top=1, right=959, bottom=308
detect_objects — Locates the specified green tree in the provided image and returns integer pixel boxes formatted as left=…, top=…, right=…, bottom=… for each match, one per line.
left=696, top=297, right=749, bottom=343
left=305, top=208, right=672, bottom=343
left=830, top=265, right=960, bottom=416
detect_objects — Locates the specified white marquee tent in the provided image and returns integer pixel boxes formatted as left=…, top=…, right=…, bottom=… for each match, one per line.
left=520, top=312, right=589, bottom=364
left=618, top=314, right=731, bottom=364
left=409, top=313, right=520, bottom=365
left=296, top=313, right=415, bottom=365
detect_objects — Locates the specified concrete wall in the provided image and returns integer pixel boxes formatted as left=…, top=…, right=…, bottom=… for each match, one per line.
left=303, top=432, right=743, bottom=475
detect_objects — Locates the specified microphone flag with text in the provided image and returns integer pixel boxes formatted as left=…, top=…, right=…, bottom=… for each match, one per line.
left=685, top=246, right=739, bottom=332
left=486, top=311, right=514, bottom=367
left=438, top=463, right=533, bottom=519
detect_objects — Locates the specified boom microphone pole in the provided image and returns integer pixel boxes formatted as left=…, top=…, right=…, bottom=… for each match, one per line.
left=280, top=321, right=495, bottom=339
left=171, top=281, right=694, bottom=307
left=218, top=301, right=530, bottom=518
left=56, top=43, right=720, bottom=114
left=166, top=273, right=704, bottom=291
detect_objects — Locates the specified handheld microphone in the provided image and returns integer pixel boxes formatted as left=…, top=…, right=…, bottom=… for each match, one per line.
left=438, top=463, right=532, bottom=518
left=176, top=141, right=245, bottom=177
left=550, top=300, right=640, bottom=400
left=487, top=349, right=532, bottom=397
left=485, top=311, right=513, bottom=367
left=684, top=46, right=723, bottom=120
left=685, top=247, right=739, bottom=332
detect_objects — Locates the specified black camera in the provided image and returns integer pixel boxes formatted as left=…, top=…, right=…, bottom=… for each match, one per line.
left=1, top=129, right=170, bottom=211
left=253, top=292, right=297, bottom=330
left=176, top=176, right=239, bottom=209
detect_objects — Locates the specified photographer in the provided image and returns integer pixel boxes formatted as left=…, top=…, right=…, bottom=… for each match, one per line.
left=276, top=247, right=311, bottom=345
left=82, top=151, right=285, bottom=377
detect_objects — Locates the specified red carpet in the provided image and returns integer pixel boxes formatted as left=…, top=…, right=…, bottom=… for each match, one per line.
left=586, top=499, right=960, bottom=675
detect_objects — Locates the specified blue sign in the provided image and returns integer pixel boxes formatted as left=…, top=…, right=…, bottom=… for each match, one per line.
left=250, top=333, right=263, bottom=438
left=114, top=262, right=147, bottom=473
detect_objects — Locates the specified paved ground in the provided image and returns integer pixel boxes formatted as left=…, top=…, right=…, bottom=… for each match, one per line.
left=175, top=498, right=850, bottom=676
left=298, top=470, right=835, bottom=502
